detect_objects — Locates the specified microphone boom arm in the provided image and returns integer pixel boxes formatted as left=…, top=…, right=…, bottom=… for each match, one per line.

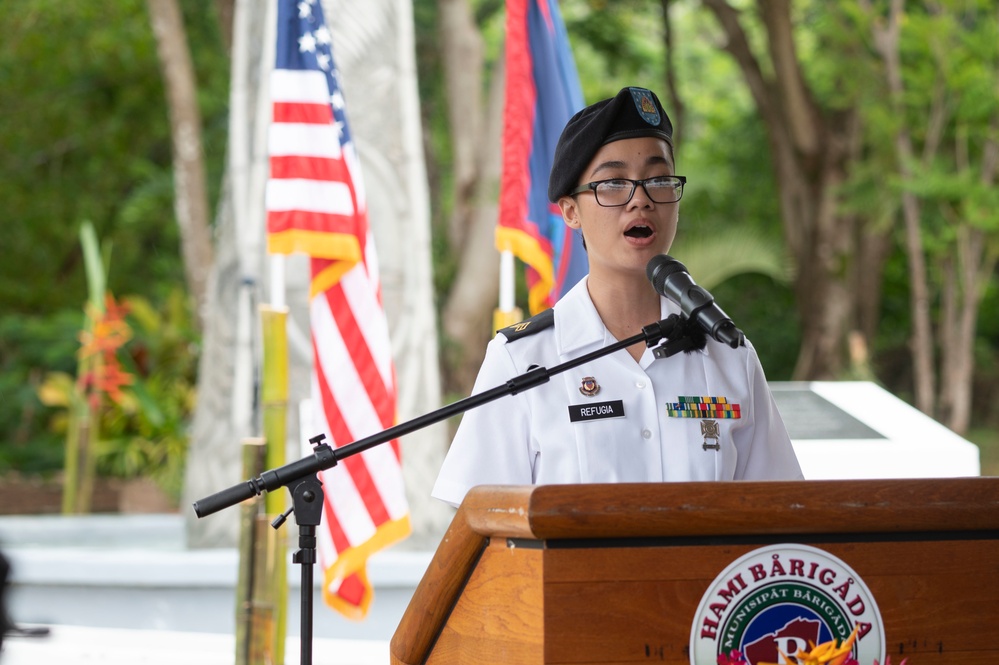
left=192, top=315, right=685, bottom=518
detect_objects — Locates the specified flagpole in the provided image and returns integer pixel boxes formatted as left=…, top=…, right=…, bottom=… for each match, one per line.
left=499, top=250, right=515, bottom=311
left=229, top=0, right=254, bottom=450
left=269, top=255, right=286, bottom=308
left=493, top=250, right=523, bottom=332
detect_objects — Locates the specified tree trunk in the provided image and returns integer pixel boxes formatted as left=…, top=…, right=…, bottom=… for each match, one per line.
left=853, top=220, right=893, bottom=349
left=215, top=0, right=234, bottom=52
left=936, top=253, right=961, bottom=430
left=867, top=0, right=935, bottom=415
left=434, top=0, right=506, bottom=397
left=702, top=0, right=873, bottom=380
left=441, top=53, right=506, bottom=396
left=938, top=124, right=999, bottom=434
left=438, top=0, right=485, bottom=251
left=898, top=185, right=935, bottom=415
left=146, top=0, right=215, bottom=325
left=660, top=0, right=685, bottom=144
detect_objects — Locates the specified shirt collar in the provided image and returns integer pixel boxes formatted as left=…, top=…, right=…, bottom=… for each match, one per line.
left=553, top=277, right=606, bottom=356
left=553, top=276, right=707, bottom=360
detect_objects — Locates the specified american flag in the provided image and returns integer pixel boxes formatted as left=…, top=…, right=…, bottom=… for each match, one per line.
left=265, top=0, right=411, bottom=619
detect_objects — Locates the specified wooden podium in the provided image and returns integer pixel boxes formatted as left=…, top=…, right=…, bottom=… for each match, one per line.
left=391, top=478, right=999, bottom=665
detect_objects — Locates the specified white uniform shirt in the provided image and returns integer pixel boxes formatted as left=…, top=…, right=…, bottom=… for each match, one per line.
left=432, top=278, right=803, bottom=507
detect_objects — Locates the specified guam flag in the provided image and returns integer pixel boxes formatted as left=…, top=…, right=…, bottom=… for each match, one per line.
left=497, top=0, right=587, bottom=315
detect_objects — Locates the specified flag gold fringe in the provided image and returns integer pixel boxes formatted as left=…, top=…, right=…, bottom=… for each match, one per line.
left=493, top=307, right=525, bottom=334
left=495, top=225, right=555, bottom=314
left=321, top=515, right=411, bottom=620
left=268, top=230, right=361, bottom=266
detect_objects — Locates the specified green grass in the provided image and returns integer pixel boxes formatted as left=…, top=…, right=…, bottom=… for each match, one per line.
left=966, top=428, right=999, bottom=476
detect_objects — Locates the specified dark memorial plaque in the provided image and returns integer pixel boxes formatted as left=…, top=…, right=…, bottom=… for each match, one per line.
left=770, top=384, right=885, bottom=440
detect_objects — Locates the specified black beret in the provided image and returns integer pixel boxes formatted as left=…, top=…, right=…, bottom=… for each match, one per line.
left=547, top=87, right=674, bottom=203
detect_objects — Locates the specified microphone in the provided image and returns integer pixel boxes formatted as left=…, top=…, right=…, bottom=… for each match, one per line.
left=646, top=255, right=744, bottom=349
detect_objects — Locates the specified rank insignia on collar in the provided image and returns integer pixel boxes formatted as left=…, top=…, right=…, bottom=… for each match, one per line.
left=701, top=419, right=721, bottom=451
left=579, top=376, right=600, bottom=397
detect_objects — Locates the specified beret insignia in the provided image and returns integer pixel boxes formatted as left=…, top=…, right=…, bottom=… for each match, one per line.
left=631, top=87, right=661, bottom=126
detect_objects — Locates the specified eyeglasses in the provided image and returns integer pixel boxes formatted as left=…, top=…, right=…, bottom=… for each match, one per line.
left=569, top=175, right=686, bottom=206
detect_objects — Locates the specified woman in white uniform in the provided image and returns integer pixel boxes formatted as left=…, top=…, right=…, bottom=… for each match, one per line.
left=432, top=86, right=802, bottom=508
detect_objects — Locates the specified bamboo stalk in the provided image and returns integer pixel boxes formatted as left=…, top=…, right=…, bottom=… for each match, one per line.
left=260, top=305, right=290, bottom=665
left=79, top=355, right=101, bottom=514
left=63, top=221, right=106, bottom=515
left=60, top=397, right=81, bottom=514
left=235, top=438, right=266, bottom=665
left=250, top=513, right=278, bottom=664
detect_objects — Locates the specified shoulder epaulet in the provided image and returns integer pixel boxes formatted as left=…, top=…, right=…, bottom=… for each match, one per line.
left=497, top=308, right=554, bottom=341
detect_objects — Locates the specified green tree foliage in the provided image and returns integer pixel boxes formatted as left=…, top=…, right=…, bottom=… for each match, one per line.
left=0, top=0, right=228, bottom=314
left=842, top=0, right=999, bottom=428
left=0, top=0, right=227, bottom=476
left=557, top=1, right=799, bottom=375
left=413, top=0, right=460, bottom=299
left=0, top=311, right=80, bottom=474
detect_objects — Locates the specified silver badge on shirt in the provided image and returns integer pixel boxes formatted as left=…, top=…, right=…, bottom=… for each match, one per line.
left=579, top=376, right=600, bottom=397
left=700, top=419, right=721, bottom=451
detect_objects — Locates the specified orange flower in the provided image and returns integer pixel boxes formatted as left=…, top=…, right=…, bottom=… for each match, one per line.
left=78, top=296, right=131, bottom=357
left=758, top=625, right=861, bottom=665
left=76, top=293, right=134, bottom=407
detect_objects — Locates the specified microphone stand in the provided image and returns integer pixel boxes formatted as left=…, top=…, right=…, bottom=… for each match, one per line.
left=193, top=313, right=694, bottom=664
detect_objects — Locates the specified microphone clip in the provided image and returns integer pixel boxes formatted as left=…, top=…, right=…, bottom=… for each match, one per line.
left=651, top=314, right=708, bottom=359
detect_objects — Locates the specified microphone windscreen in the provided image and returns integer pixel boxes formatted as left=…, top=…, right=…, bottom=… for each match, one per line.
left=646, top=255, right=688, bottom=294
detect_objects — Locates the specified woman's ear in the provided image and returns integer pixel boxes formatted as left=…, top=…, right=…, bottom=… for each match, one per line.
left=559, top=196, right=581, bottom=228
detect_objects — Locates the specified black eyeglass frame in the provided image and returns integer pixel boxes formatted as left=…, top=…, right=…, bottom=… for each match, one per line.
left=569, top=175, right=687, bottom=207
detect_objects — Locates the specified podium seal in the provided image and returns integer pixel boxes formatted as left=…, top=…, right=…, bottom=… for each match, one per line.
left=689, top=544, right=885, bottom=665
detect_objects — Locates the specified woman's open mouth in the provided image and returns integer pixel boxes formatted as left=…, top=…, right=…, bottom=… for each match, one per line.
left=624, top=224, right=653, bottom=238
